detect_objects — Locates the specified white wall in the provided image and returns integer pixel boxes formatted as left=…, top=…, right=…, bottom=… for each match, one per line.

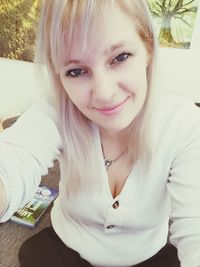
left=158, top=48, right=200, bottom=102
left=158, top=5, right=200, bottom=102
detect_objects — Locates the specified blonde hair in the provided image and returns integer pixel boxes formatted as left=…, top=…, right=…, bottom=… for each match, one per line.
left=35, top=0, right=158, bottom=194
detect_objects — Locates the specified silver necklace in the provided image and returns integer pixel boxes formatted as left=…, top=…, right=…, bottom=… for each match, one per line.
left=104, top=151, right=126, bottom=170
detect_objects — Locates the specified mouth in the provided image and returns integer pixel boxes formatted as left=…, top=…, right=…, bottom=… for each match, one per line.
left=94, top=97, right=129, bottom=116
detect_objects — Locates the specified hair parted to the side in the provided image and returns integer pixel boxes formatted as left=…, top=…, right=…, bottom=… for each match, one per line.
left=35, top=0, right=158, bottom=195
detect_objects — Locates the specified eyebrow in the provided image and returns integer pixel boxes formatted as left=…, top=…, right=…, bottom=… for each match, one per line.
left=104, top=42, right=127, bottom=55
left=67, top=41, right=132, bottom=65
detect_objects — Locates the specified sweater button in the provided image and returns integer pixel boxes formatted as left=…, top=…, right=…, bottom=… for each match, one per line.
left=112, top=200, right=119, bottom=209
left=107, top=225, right=115, bottom=229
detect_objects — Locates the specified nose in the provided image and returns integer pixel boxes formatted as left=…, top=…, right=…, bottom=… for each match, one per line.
left=91, top=68, right=117, bottom=102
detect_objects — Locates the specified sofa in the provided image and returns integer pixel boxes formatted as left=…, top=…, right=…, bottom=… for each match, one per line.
left=0, top=57, right=45, bottom=122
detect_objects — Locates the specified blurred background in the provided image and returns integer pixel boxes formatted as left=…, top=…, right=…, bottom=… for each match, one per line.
left=0, top=0, right=39, bottom=62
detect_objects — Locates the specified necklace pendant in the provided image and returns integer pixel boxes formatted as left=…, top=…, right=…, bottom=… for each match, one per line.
left=104, top=158, right=112, bottom=169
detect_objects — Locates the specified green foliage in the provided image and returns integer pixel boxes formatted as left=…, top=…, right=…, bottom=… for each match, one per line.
left=0, top=0, right=40, bottom=61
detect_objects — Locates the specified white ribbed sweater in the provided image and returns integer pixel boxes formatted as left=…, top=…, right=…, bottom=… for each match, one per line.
left=1, top=95, right=200, bottom=266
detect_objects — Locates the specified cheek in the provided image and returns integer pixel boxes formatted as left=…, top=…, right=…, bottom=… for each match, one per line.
left=119, top=67, right=148, bottom=94
left=62, top=83, right=91, bottom=110
left=121, top=57, right=148, bottom=81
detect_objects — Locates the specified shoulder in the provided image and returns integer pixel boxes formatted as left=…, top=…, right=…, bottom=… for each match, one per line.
left=150, top=94, right=200, bottom=151
left=13, top=98, right=60, bottom=132
left=22, top=98, right=59, bottom=124
left=153, top=94, right=200, bottom=129
left=0, top=98, right=62, bottom=148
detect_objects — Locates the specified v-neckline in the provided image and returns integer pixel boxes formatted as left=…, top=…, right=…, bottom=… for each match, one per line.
left=104, top=162, right=137, bottom=199
left=96, top=127, right=138, bottom=200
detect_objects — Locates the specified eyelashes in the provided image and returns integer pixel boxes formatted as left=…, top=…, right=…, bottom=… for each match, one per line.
left=111, top=52, right=132, bottom=64
left=65, top=68, right=87, bottom=78
left=65, top=52, right=133, bottom=78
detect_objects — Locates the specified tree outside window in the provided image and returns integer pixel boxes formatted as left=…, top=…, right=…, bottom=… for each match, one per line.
left=148, top=0, right=200, bottom=49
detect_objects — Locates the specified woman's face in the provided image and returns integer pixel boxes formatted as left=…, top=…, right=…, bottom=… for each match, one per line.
left=60, top=5, right=150, bottom=135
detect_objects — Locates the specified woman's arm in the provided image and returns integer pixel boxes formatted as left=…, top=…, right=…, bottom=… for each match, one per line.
left=0, top=101, right=62, bottom=223
left=0, top=178, right=7, bottom=216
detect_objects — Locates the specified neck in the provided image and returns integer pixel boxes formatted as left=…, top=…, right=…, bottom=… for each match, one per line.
left=100, top=128, right=130, bottom=161
left=99, top=127, right=129, bottom=144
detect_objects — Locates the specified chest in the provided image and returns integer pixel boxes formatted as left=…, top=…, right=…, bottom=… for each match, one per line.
left=61, top=164, right=170, bottom=232
left=106, top=159, right=133, bottom=198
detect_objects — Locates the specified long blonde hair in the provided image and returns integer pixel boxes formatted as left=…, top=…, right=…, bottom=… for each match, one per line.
left=35, top=0, right=158, bottom=194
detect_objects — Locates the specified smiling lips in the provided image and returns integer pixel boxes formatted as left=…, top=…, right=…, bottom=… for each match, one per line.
left=94, top=97, right=129, bottom=116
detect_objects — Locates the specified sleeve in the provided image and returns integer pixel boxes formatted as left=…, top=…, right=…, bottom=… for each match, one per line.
left=167, top=103, right=200, bottom=267
left=0, top=101, right=62, bottom=223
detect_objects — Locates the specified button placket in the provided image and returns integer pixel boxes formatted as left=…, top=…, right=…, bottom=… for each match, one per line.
left=104, top=199, right=121, bottom=233
left=112, top=200, right=119, bottom=209
left=106, top=224, right=115, bottom=229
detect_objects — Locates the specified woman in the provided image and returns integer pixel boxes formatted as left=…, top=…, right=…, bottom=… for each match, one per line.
left=1, top=0, right=200, bottom=266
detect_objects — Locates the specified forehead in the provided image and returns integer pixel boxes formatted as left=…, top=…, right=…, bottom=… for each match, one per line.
left=64, top=4, right=141, bottom=64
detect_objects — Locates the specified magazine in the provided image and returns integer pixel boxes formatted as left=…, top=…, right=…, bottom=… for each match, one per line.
left=10, top=186, right=58, bottom=228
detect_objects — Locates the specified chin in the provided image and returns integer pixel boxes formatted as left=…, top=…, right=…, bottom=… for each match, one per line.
left=102, top=119, right=135, bottom=133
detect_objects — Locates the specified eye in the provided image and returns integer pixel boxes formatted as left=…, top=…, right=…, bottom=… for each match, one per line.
left=111, top=52, right=132, bottom=65
left=65, top=68, right=86, bottom=78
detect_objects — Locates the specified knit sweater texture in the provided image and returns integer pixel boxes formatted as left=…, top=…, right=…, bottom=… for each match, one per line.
left=0, top=95, right=200, bottom=267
